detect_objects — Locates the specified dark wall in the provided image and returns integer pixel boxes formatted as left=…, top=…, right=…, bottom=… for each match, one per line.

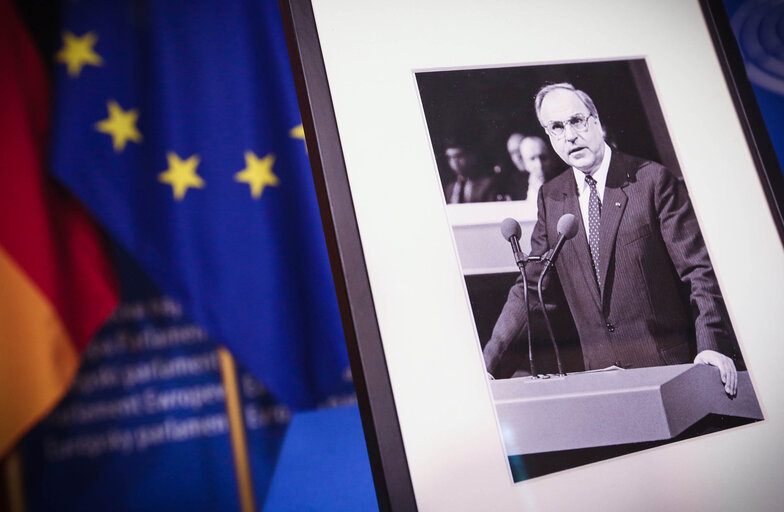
left=416, top=59, right=681, bottom=184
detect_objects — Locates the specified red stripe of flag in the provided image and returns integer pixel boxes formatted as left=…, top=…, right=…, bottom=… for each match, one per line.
left=0, top=0, right=119, bottom=455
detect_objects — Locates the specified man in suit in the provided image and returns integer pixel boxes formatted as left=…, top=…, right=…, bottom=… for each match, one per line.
left=483, top=82, right=738, bottom=394
left=443, top=137, right=500, bottom=204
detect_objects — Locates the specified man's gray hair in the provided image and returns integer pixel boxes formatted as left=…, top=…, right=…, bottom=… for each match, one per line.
left=534, top=82, right=599, bottom=123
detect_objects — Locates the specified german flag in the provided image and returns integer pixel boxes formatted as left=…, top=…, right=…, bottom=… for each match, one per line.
left=0, top=0, right=118, bottom=457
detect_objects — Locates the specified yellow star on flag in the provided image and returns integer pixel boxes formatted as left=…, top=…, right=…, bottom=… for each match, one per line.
left=158, top=152, right=204, bottom=200
left=235, top=151, right=279, bottom=199
left=289, top=124, right=305, bottom=141
left=56, top=31, right=103, bottom=77
left=95, top=100, right=142, bottom=152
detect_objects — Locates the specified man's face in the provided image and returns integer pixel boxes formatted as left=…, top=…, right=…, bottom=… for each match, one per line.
left=506, top=133, right=525, bottom=171
left=445, top=147, right=477, bottom=177
left=520, top=137, right=553, bottom=180
left=538, top=89, right=605, bottom=175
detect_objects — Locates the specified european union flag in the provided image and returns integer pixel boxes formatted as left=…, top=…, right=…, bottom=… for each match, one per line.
left=51, top=0, right=351, bottom=409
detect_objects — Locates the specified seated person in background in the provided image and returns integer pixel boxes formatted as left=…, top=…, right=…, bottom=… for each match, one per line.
left=443, top=136, right=500, bottom=204
left=519, top=135, right=558, bottom=201
left=501, top=132, right=530, bottom=201
left=507, top=132, right=527, bottom=173
left=501, top=133, right=559, bottom=201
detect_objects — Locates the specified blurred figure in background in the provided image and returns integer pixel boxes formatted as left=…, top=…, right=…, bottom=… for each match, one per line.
left=500, top=132, right=559, bottom=201
left=443, top=136, right=500, bottom=204
left=499, top=131, right=529, bottom=201
left=519, top=135, right=557, bottom=200
left=506, top=132, right=527, bottom=172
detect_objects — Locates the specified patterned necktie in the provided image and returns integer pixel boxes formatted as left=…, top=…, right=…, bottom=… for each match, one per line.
left=585, top=174, right=602, bottom=288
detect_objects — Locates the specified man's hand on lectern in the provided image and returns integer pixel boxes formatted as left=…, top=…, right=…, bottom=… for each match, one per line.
left=694, top=350, right=737, bottom=396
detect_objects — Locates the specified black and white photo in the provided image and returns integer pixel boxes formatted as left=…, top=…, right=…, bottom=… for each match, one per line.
left=416, top=59, right=763, bottom=481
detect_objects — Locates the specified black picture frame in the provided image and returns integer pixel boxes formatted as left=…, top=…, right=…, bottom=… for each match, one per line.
left=279, top=3, right=416, bottom=510
left=278, top=1, right=783, bottom=510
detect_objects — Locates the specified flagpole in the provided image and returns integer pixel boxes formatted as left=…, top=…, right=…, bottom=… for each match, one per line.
left=1, top=449, right=26, bottom=512
left=217, top=347, right=257, bottom=512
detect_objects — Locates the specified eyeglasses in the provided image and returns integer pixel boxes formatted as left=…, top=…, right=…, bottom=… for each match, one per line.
left=542, top=113, right=594, bottom=138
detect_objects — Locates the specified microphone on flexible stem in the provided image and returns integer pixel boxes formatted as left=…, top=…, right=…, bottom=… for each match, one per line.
left=500, top=218, right=536, bottom=376
left=500, top=218, right=525, bottom=266
left=537, top=214, right=578, bottom=376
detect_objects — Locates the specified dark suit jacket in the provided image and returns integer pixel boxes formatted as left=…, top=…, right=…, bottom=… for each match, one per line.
left=484, top=151, right=734, bottom=374
left=444, top=175, right=500, bottom=204
left=499, top=170, right=530, bottom=201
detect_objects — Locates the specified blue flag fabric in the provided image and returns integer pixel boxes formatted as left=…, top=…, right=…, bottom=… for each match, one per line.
left=51, top=0, right=351, bottom=410
left=22, top=248, right=289, bottom=511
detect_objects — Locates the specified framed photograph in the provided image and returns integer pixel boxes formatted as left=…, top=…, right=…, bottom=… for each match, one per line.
left=279, top=0, right=784, bottom=510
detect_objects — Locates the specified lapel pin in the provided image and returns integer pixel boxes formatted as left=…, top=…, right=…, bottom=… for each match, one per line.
left=615, top=202, right=621, bottom=207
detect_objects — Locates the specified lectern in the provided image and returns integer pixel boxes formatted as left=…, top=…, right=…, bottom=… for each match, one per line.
left=491, top=364, right=762, bottom=456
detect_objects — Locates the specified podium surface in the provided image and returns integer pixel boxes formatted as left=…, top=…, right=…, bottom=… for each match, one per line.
left=491, top=364, right=762, bottom=455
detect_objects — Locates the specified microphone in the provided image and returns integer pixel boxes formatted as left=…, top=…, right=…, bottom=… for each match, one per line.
left=499, top=217, right=535, bottom=375
left=537, top=213, right=578, bottom=376
left=500, top=217, right=522, bottom=241
left=542, top=213, right=578, bottom=271
left=500, top=218, right=525, bottom=266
